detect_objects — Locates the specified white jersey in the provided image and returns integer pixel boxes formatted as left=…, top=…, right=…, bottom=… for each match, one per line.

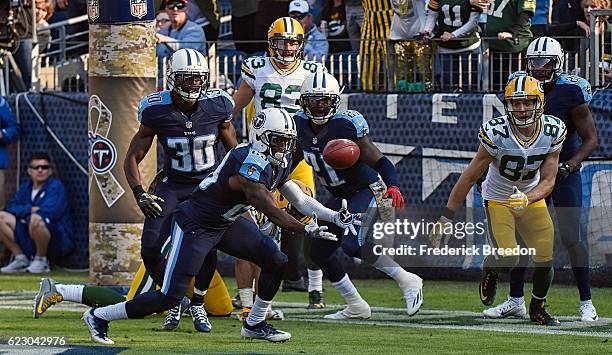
left=478, top=114, right=566, bottom=202
left=241, top=56, right=327, bottom=115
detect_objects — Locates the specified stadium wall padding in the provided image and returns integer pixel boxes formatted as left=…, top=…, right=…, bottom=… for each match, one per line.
left=7, top=91, right=612, bottom=272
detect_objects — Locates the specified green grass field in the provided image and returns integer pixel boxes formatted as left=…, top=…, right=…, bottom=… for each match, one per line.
left=1, top=271, right=611, bottom=354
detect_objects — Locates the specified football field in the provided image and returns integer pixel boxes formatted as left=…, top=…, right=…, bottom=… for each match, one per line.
left=1, top=271, right=611, bottom=354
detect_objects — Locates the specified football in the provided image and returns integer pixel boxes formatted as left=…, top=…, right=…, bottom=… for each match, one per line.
left=323, top=139, right=360, bottom=169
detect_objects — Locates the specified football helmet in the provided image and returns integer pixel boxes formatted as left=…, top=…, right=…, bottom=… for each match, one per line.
left=526, top=37, right=564, bottom=83
left=268, top=17, right=305, bottom=65
left=167, top=48, right=209, bottom=100
left=277, top=180, right=314, bottom=224
left=504, top=75, right=544, bottom=128
left=299, top=71, right=342, bottom=125
left=249, top=107, right=297, bottom=168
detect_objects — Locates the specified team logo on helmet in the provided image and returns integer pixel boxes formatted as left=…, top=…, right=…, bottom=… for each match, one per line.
left=252, top=112, right=267, bottom=129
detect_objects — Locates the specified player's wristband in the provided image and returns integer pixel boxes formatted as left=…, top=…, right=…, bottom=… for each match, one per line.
left=131, top=185, right=145, bottom=199
left=374, top=156, right=400, bottom=188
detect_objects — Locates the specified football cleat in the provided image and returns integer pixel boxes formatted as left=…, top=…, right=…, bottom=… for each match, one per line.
left=241, top=321, right=291, bottom=342
left=237, top=306, right=252, bottom=321
left=579, top=302, right=599, bottom=322
left=483, top=298, right=527, bottom=319
left=529, top=300, right=561, bottom=326
left=190, top=305, right=212, bottom=332
left=403, top=287, right=423, bottom=316
left=266, top=308, right=285, bottom=321
left=308, top=290, right=326, bottom=309
left=323, top=300, right=371, bottom=320
left=162, top=297, right=190, bottom=331
left=479, top=269, right=498, bottom=306
left=33, top=278, right=63, bottom=319
left=83, top=309, right=114, bottom=345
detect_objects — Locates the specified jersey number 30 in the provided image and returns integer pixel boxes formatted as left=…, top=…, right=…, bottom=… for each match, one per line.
left=168, top=134, right=216, bottom=172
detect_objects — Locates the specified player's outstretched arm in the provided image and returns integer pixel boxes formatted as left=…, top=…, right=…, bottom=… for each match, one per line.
left=279, top=179, right=360, bottom=236
left=567, top=103, right=598, bottom=172
left=231, top=80, right=255, bottom=119
left=525, top=149, right=561, bottom=204
left=447, top=144, right=495, bottom=210
left=218, top=121, right=238, bottom=151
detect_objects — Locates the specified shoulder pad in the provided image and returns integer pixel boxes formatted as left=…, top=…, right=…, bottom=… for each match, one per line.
left=138, top=91, right=172, bottom=123
left=242, top=56, right=267, bottom=74
left=293, top=110, right=309, bottom=121
left=543, top=115, right=567, bottom=150
left=557, top=74, right=592, bottom=103
left=239, top=148, right=270, bottom=182
left=335, top=110, right=369, bottom=138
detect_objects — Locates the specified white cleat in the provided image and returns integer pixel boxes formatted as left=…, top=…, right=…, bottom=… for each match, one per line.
left=483, top=298, right=527, bottom=319
left=579, top=303, right=599, bottom=322
left=403, top=288, right=423, bottom=316
left=266, top=308, right=284, bottom=321
left=323, top=301, right=371, bottom=320
left=82, top=309, right=115, bottom=345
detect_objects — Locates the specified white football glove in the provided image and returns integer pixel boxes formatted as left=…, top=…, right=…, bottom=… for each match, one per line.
left=332, top=199, right=362, bottom=236
left=429, top=216, right=453, bottom=248
left=508, top=186, right=528, bottom=210
left=304, top=213, right=338, bottom=242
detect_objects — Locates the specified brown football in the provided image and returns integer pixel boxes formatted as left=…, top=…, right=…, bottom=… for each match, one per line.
left=323, top=139, right=360, bottom=169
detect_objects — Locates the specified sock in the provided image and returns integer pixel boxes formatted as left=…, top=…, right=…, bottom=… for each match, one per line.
left=191, top=288, right=206, bottom=307
left=246, top=296, right=271, bottom=326
left=33, top=256, right=47, bottom=262
left=509, top=296, right=524, bottom=305
left=580, top=299, right=593, bottom=307
left=81, top=286, right=125, bottom=307
left=531, top=293, right=546, bottom=303
left=331, top=274, right=364, bottom=306
left=373, top=257, right=422, bottom=289
left=93, top=301, right=128, bottom=321
left=238, top=288, right=254, bottom=308
left=532, top=263, right=554, bottom=299
left=307, top=269, right=323, bottom=292
left=56, top=284, right=84, bottom=303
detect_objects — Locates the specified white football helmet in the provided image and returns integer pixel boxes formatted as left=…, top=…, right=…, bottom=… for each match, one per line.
left=249, top=108, right=297, bottom=168
left=299, top=71, right=342, bottom=125
left=526, top=37, right=564, bottom=83
left=167, top=48, right=209, bottom=100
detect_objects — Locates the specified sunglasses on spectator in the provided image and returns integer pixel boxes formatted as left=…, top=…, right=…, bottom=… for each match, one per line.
left=166, top=2, right=187, bottom=10
left=29, top=165, right=50, bottom=170
left=289, top=12, right=308, bottom=20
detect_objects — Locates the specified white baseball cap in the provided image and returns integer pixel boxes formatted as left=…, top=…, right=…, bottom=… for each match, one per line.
left=288, top=0, right=310, bottom=15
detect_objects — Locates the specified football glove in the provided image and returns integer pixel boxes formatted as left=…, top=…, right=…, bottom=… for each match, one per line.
left=136, top=190, right=165, bottom=220
left=556, top=162, right=571, bottom=182
left=304, top=213, right=338, bottom=242
left=332, top=199, right=361, bottom=236
left=508, top=186, right=528, bottom=210
left=384, top=185, right=405, bottom=209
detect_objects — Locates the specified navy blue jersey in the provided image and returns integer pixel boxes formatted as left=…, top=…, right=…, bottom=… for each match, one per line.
left=178, top=143, right=291, bottom=230
left=138, top=89, right=234, bottom=183
left=294, top=109, right=379, bottom=197
left=544, top=73, right=592, bottom=162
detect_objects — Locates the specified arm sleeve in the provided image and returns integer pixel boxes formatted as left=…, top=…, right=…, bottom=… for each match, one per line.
left=35, top=180, right=70, bottom=221
left=6, top=186, right=32, bottom=219
left=452, top=11, right=480, bottom=38
left=279, top=180, right=336, bottom=222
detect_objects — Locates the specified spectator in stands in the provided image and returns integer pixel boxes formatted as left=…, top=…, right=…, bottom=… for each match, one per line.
left=0, top=152, right=73, bottom=274
left=289, top=0, right=329, bottom=61
left=473, top=0, right=535, bottom=90
left=0, top=97, right=19, bottom=210
left=361, top=0, right=394, bottom=91
left=36, top=0, right=55, bottom=52
left=322, top=0, right=352, bottom=53
left=345, top=0, right=363, bottom=51
left=421, top=0, right=482, bottom=91
left=308, top=0, right=326, bottom=24
left=389, top=0, right=432, bottom=92
left=156, top=10, right=172, bottom=32
left=156, top=0, right=207, bottom=59
left=228, top=0, right=259, bottom=55
left=532, top=0, right=552, bottom=36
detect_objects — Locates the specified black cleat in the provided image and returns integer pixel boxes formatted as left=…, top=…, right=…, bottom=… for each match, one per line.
left=529, top=300, right=561, bottom=326
left=282, top=277, right=307, bottom=292
left=162, top=297, right=190, bottom=331
left=83, top=309, right=114, bottom=344
left=307, top=290, right=326, bottom=309
left=479, top=269, right=498, bottom=306
left=240, top=321, right=291, bottom=342
left=190, top=305, right=212, bottom=332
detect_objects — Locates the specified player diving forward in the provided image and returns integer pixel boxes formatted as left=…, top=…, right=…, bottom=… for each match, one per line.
left=34, top=49, right=237, bottom=330
left=293, top=72, right=424, bottom=319
left=232, top=16, right=328, bottom=310
left=432, top=75, right=567, bottom=325
left=485, top=37, right=599, bottom=322
left=83, top=108, right=361, bottom=344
